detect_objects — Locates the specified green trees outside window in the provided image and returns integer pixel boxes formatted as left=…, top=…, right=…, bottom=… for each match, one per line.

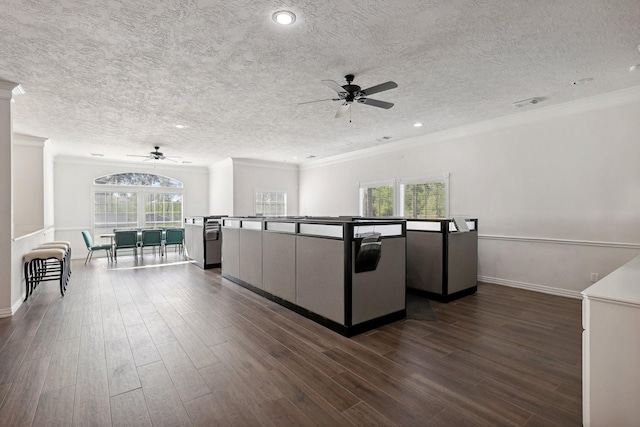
left=360, top=175, right=449, bottom=218
left=403, top=182, right=446, bottom=218
left=361, top=185, right=394, bottom=217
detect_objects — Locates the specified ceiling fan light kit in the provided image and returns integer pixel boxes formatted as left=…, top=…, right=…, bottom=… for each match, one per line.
left=300, top=74, right=398, bottom=119
left=126, top=146, right=183, bottom=162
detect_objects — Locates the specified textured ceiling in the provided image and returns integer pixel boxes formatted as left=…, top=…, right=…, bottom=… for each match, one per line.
left=1, top=0, right=640, bottom=166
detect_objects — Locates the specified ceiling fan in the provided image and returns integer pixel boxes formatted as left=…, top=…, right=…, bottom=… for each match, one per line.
left=127, top=146, right=182, bottom=162
left=299, top=74, right=398, bottom=118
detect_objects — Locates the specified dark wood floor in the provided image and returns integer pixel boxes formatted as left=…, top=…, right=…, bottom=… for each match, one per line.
left=0, top=254, right=582, bottom=426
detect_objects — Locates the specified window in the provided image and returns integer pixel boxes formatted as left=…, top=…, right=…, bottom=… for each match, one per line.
left=359, top=174, right=450, bottom=218
left=93, top=173, right=183, bottom=236
left=400, top=176, right=448, bottom=218
left=94, top=173, right=182, bottom=188
left=255, top=190, right=287, bottom=216
left=359, top=181, right=395, bottom=217
left=145, top=193, right=183, bottom=229
left=93, top=191, right=138, bottom=236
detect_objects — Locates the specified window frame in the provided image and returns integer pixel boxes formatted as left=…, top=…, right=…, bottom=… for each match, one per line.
left=399, top=173, right=450, bottom=219
left=91, top=173, right=185, bottom=236
left=358, top=179, right=398, bottom=217
left=254, top=188, right=288, bottom=217
left=358, top=173, right=450, bottom=218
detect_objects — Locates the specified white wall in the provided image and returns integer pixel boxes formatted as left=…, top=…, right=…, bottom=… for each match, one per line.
left=210, top=158, right=234, bottom=215
left=8, top=135, right=54, bottom=316
left=0, top=80, right=15, bottom=316
left=300, top=87, right=640, bottom=296
left=44, top=140, right=55, bottom=228
left=54, top=156, right=210, bottom=259
left=13, top=135, right=45, bottom=237
left=231, top=159, right=299, bottom=216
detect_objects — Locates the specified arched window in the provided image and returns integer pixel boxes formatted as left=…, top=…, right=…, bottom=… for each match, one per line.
left=94, top=173, right=183, bottom=188
left=92, top=173, right=184, bottom=236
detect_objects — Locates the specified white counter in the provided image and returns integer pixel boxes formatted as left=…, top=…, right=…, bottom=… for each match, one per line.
left=582, top=255, right=640, bottom=427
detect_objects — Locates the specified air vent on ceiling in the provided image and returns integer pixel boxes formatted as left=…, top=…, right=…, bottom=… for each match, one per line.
left=512, top=97, right=543, bottom=108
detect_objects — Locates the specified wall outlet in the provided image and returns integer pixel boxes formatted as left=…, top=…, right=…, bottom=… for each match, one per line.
left=590, top=273, right=599, bottom=283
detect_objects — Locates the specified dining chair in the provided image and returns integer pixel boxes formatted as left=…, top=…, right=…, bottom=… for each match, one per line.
left=163, top=228, right=184, bottom=254
left=141, top=229, right=163, bottom=257
left=81, top=230, right=112, bottom=264
left=113, top=230, right=139, bottom=262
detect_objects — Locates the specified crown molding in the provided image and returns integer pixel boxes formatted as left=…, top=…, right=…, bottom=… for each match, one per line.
left=0, top=79, right=18, bottom=100
left=301, top=84, right=640, bottom=170
left=210, top=157, right=233, bottom=171
left=54, top=155, right=209, bottom=173
left=231, top=157, right=299, bottom=171
left=13, top=134, right=48, bottom=147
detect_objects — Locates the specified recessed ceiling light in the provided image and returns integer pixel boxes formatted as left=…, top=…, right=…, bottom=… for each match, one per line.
left=413, top=123, right=423, bottom=127
left=174, top=124, right=186, bottom=129
left=572, top=78, right=593, bottom=86
left=273, top=10, right=296, bottom=25
left=293, top=156, right=298, bottom=159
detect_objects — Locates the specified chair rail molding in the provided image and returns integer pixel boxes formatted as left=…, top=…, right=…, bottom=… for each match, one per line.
left=479, top=234, right=640, bottom=250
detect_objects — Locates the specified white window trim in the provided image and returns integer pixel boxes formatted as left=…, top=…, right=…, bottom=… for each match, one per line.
left=358, top=179, right=398, bottom=217
left=358, top=173, right=450, bottom=218
left=399, top=173, right=450, bottom=218
left=254, top=188, right=288, bottom=216
left=91, top=184, right=185, bottom=234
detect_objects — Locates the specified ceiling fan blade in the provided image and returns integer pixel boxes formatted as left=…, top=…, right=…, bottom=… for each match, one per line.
left=297, top=98, right=340, bottom=105
left=126, top=154, right=149, bottom=158
left=322, top=80, right=348, bottom=97
left=361, top=81, right=397, bottom=96
left=358, top=98, right=394, bottom=109
left=335, top=102, right=351, bottom=118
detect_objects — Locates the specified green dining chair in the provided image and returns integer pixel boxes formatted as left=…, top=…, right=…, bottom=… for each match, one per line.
left=113, top=230, right=138, bottom=262
left=141, top=229, right=163, bottom=256
left=163, top=228, right=184, bottom=254
left=81, top=230, right=112, bottom=264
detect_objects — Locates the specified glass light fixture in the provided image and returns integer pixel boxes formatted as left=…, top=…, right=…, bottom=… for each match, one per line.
left=273, top=10, right=296, bottom=25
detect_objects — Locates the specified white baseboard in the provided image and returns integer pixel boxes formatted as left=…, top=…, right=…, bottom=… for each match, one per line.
left=12, top=297, right=23, bottom=315
left=0, top=297, right=24, bottom=318
left=478, top=276, right=582, bottom=300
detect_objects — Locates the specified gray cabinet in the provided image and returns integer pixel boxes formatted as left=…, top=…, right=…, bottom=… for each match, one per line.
left=406, top=218, right=478, bottom=302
